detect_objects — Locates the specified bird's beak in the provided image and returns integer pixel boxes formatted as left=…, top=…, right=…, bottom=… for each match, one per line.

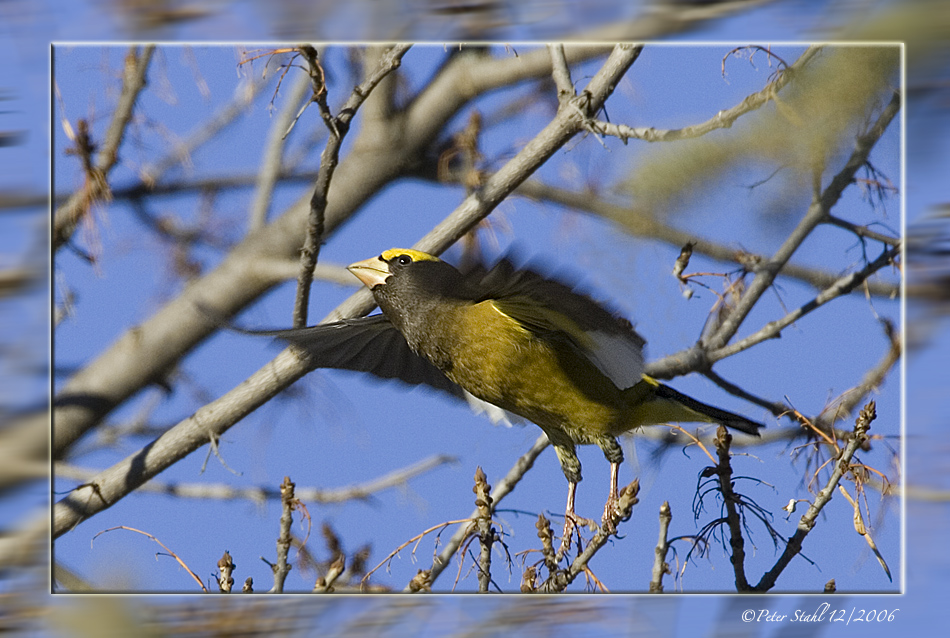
left=347, top=256, right=390, bottom=289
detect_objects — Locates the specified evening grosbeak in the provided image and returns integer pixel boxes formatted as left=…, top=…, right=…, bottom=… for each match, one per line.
left=268, top=249, right=763, bottom=554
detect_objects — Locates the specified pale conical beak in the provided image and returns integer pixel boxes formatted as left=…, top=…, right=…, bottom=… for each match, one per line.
left=347, top=256, right=390, bottom=289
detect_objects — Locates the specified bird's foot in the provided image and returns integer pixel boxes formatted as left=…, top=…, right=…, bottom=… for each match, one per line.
left=557, top=511, right=597, bottom=561
left=602, top=480, right=640, bottom=536
left=601, top=493, right=622, bottom=535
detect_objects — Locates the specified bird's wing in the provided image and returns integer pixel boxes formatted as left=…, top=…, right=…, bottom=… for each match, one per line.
left=249, top=315, right=468, bottom=400
left=250, top=316, right=523, bottom=426
left=474, top=259, right=646, bottom=390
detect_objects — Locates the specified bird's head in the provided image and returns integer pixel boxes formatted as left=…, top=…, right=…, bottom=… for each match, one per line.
left=348, top=249, right=470, bottom=327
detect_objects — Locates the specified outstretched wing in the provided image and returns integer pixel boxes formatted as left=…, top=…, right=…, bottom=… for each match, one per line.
left=250, top=315, right=523, bottom=426
left=250, top=315, right=467, bottom=400
left=471, top=259, right=647, bottom=390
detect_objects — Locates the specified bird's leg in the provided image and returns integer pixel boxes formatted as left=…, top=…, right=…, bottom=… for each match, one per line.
left=557, top=480, right=596, bottom=561
left=601, top=461, right=621, bottom=533
left=599, top=437, right=624, bottom=534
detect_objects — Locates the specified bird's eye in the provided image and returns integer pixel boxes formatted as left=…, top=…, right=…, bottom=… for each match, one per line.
left=396, top=254, right=412, bottom=265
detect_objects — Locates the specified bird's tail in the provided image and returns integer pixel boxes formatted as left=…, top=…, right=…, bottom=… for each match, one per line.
left=623, top=377, right=763, bottom=436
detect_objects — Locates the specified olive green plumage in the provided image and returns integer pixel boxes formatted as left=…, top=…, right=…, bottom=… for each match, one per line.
left=269, top=248, right=763, bottom=542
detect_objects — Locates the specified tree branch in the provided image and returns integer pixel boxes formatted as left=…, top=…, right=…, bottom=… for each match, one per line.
left=425, top=434, right=549, bottom=587
left=584, top=45, right=821, bottom=144
left=547, top=44, right=574, bottom=103
left=705, top=90, right=902, bottom=353
left=248, top=70, right=313, bottom=232
left=714, top=427, right=751, bottom=591
left=646, top=90, right=902, bottom=382
left=53, top=45, right=154, bottom=251
left=473, top=467, right=495, bottom=593
left=649, top=501, right=673, bottom=593
left=535, top=479, right=639, bottom=592
left=52, top=46, right=642, bottom=537
left=512, top=179, right=899, bottom=298
left=272, top=476, right=295, bottom=592
left=754, top=402, right=877, bottom=591
left=54, top=454, right=454, bottom=505
left=292, top=44, right=411, bottom=328
left=707, top=244, right=901, bottom=364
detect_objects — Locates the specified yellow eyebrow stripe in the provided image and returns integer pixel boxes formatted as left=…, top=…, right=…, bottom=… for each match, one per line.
left=380, top=248, right=442, bottom=263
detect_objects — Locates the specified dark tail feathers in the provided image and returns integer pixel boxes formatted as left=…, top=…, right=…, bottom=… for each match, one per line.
left=654, top=383, right=764, bottom=436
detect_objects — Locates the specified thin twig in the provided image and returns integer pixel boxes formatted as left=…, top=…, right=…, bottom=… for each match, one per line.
left=814, top=318, right=901, bottom=434
left=708, top=245, right=901, bottom=364
left=272, top=476, right=295, bottom=592
left=292, top=44, right=412, bottom=328
left=55, top=454, right=455, bottom=505
left=473, top=467, right=495, bottom=593
left=754, top=402, right=877, bottom=591
left=649, top=501, right=673, bottom=593
left=548, top=44, right=574, bottom=103
left=587, top=46, right=819, bottom=145
left=714, top=427, right=750, bottom=591
left=425, top=434, right=549, bottom=587
left=91, top=525, right=207, bottom=592
left=536, top=479, right=639, bottom=592
left=705, top=90, right=902, bottom=354
left=510, top=179, right=899, bottom=299
left=248, top=70, right=314, bottom=232
left=703, top=368, right=790, bottom=418
left=362, top=518, right=474, bottom=589
left=54, top=45, right=155, bottom=251
left=825, top=214, right=901, bottom=246
left=139, top=69, right=268, bottom=186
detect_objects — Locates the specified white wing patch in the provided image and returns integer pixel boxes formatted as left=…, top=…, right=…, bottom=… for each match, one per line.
left=585, top=330, right=645, bottom=390
left=487, top=297, right=645, bottom=390
left=463, top=390, right=524, bottom=428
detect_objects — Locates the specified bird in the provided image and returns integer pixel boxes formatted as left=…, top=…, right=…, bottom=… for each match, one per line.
left=265, top=248, right=764, bottom=555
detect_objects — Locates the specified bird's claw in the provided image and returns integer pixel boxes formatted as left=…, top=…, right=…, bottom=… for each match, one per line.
left=557, top=511, right=597, bottom=560
left=601, top=494, right=621, bottom=534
